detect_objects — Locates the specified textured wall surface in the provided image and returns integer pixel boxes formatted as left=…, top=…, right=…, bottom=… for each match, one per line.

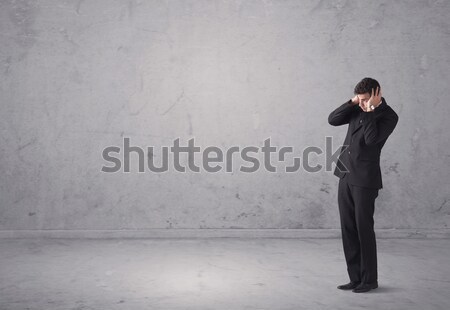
left=1, top=0, right=449, bottom=230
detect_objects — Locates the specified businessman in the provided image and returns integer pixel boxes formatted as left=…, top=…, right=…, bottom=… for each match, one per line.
left=328, top=77, right=399, bottom=293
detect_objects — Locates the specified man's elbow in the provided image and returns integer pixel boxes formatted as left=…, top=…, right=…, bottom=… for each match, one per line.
left=393, top=114, right=399, bottom=127
left=328, top=115, right=339, bottom=126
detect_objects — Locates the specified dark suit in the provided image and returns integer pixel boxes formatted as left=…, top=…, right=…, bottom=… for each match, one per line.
left=328, top=97, right=398, bottom=284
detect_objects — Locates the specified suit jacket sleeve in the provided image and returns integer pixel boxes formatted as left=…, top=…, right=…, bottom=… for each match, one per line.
left=328, top=100, right=358, bottom=126
left=361, top=109, right=399, bottom=146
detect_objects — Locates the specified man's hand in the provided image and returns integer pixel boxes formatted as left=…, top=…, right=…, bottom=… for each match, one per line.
left=351, top=95, right=359, bottom=106
left=361, top=87, right=382, bottom=112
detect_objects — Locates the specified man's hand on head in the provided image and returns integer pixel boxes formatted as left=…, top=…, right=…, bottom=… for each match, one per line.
left=361, top=87, right=382, bottom=112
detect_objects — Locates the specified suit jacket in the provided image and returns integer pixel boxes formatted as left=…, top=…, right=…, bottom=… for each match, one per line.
left=328, top=97, right=399, bottom=189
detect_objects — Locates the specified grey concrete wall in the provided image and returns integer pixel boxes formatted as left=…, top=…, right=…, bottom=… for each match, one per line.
left=1, top=0, right=449, bottom=231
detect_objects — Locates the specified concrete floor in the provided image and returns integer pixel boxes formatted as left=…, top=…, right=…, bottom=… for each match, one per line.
left=0, top=238, right=449, bottom=310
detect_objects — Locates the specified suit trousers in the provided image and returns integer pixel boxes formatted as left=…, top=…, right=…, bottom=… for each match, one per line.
left=338, top=173, right=379, bottom=284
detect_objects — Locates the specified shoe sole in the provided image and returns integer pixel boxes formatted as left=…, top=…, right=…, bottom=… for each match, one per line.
left=337, top=284, right=360, bottom=290
left=352, top=285, right=378, bottom=293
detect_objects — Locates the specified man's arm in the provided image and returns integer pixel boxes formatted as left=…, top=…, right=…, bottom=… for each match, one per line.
left=361, top=109, right=399, bottom=146
left=328, top=99, right=358, bottom=126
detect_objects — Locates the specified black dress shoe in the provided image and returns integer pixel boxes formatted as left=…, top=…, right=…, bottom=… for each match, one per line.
left=337, top=281, right=360, bottom=290
left=352, top=281, right=378, bottom=293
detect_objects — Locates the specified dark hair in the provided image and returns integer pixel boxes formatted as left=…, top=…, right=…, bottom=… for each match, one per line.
left=354, top=77, right=380, bottom=95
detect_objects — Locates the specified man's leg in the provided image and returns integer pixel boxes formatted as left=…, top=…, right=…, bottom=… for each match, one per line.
left=351, top=184, right=379, bottom=284
left=337, top=174, right=361, bottom=283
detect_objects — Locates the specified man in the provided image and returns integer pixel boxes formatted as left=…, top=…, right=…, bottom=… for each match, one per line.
left=328, top=77, right=399, bottom=293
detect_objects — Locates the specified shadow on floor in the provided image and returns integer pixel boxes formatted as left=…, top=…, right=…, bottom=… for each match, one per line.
left=371, top=285, right=404, bottom=293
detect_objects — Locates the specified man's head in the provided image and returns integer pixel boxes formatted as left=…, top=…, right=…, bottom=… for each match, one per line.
left=354, top=77, right=380, bottom=104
